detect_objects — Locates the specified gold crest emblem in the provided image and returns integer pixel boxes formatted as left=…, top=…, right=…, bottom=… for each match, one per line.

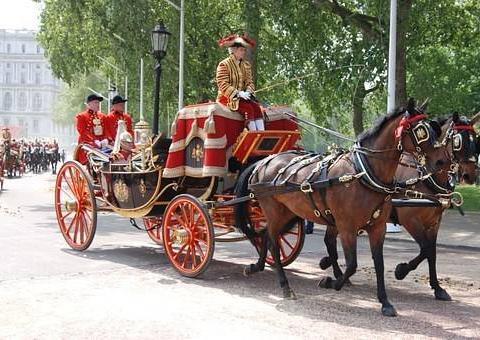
left=191, top=144, right=204, bottom=162
left=113, top=179, right=129, bottom=202
left=139, top=179, right=147, bottom=197
left=416, top=128, right=426, bottom=139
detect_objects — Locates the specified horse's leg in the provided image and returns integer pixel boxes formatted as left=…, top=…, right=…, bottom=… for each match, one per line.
left=368, top=223, right=397, bottom=317
left=244, top=231, right=269, bottom=276
left=257, top=197, right=297, bottom=299
left=394, top=218, right=431, bottom=281
left=269, top=228, right=296, bottom=299
left=319, top=225, right=345, bottom=280
left=425, top=237, right=451, bottom=301
left=320, top=229, right=357, bottom=291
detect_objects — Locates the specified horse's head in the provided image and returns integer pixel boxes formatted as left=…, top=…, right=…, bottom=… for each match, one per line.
left=445, top=112, right=479, bottom=184
left=395, top=98, right=446, bottom=173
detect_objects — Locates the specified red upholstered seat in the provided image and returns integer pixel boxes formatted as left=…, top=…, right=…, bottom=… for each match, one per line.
left=163, top=103, right=299, bottom=178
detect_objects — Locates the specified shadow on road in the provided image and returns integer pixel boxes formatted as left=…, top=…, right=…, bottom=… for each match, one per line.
left=61, top=244, right=480, bottom=339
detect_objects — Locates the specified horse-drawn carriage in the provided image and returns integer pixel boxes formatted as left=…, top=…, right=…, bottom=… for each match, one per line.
left=55, top=103, right=305, bottom=277
left=55, top=97, right=480, bottom=315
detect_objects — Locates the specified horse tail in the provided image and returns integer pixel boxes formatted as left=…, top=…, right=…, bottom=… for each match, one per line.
left=234, top=162, right=259, bottom=240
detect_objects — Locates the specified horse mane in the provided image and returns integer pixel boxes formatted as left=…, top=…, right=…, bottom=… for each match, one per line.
left=357, top=108, right=405, bottom=143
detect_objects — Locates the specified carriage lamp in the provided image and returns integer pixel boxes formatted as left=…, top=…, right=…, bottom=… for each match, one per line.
left=151, top=22, right=171, bottom=136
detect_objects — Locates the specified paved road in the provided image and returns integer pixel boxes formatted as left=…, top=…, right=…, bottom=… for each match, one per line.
left=1, top=171, right=479, bottom=339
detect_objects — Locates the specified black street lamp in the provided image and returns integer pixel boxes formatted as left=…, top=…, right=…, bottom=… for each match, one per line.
left=151, top=22, right=171, bottom=136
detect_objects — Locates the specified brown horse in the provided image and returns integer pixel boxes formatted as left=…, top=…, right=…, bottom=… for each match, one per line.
left=392, top=112, right=479, bottom=299
left=319, top=112, right=479, bottom=302
left=236, top=99, right=449, bottom=316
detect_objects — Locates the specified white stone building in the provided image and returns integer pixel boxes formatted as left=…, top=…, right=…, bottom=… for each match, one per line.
left=0, top=29, right=75, bottom=147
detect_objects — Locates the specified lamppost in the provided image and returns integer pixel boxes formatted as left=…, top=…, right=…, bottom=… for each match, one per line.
left=151, top=22, right=171, bottom=136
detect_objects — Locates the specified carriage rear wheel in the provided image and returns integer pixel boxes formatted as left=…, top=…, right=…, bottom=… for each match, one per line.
left=55, top=161, right=97, bottom=251
left=143, top=216, right=163, bottom=245
left=162, top=194, right=214, bottom=278
left=248, top=201, right=305, bottom=267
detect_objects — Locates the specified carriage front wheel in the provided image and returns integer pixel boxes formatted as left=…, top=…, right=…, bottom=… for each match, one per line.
left=54, top=161, right=97, bottom=251
left=162, top=194, right=214, bottom=278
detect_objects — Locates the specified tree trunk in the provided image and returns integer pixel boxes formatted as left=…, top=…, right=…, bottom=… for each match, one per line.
left=243, top=0, right=261, bottom=82
left=353, top=86, right=367, bottom=136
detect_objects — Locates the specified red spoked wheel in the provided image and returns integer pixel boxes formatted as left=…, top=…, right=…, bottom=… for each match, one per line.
left=55, top=161, right=97, bottom=251
left=144, top=216, right=163, bottom=245
left=162, top=194, right=214, bottom=278
left=249, top=201, right=305, bottom=267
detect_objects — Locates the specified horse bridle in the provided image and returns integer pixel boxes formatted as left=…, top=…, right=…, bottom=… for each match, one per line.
left=353, top=112, right=440, bottom=194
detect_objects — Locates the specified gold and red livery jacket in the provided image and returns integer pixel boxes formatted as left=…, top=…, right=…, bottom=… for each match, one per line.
left=75, top=109, right=106, bottom=164
left=105, top=110, right=134, bottom=143
left=216, top=54, right=255, bottom=111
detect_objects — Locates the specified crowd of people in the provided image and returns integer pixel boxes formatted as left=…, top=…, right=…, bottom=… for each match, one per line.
left=0, top=128, right=65, bottom=183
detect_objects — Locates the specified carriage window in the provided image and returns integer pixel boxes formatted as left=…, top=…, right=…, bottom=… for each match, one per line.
left=258, top=137, right=280, bottom=151
left=3, top=92, right=12, bottom=110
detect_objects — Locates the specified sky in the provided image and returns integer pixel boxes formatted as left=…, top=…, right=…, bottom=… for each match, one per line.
left=0, top=0, right=42, bottom=31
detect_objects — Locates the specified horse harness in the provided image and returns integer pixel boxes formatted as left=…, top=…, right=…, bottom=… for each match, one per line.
left=248, top=112, right=451, bottom=230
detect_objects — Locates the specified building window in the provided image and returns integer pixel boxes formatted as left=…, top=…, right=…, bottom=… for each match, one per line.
left=3, top=92, right=12, bottom=110
left=21, top=63, right=25, bottom=69
left=36, top=45, right=41, bottom=54
left=18, top=92, right=27, bottom=110
left=36, top=64, right=41, bottom=69
left=21, top=44, right=26, bottom=53
left=35, top=72, right=41, bottom=85
left=5, top=72, right=11, bottom=83
left=6, top=44, right=10, bottom=53
left=33, top=119, right=39, bottom=132
left=33, top=93, right=42, bottom=111
left=18, top=118, right=24, bottom=127
left=3, top=118, right=10, bottom=126
left=20, top=73, right=26, bottom=84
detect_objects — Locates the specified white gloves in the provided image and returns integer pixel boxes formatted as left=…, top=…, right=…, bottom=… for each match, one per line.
left=95, top=139, right=109, bottom=148
left=237, top=90, right=251, bottom=100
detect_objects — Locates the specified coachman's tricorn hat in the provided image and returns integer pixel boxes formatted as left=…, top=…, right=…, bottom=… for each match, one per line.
left=218, top=34, right=256, bottom=49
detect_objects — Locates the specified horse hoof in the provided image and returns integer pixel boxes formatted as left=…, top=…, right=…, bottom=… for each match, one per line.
left=382, top=304, right=398, bottom=317
left=435, top=288, right=452, bottom=301
left=318, top=276, right=333, bottom=289
left=243, top=266, right=251, bottom=277
left=319, top=256, right=332, bottom=270
left=394, top=263, right=409, bottom=280
left=283, top=288, right=297, bottom=300
left=333, top=280, right=343, bottom=291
